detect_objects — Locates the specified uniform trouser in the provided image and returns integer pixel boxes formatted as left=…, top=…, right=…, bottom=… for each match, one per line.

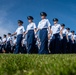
left=6, top=41, right=11, bottom=53
left=60, top=36, right=67, bottom=53
left=34, top=44, right=38, bottom=54
left=67, top=39, right=72, bottom=53
left=11, top=45, right=16, bottom=53
left=49, top=39, right=54, bottom=53
left=39, top=28, right=49, bottom=54
left=27, top=30, right=36, bottom=54
left=74, top=42, right=76, bottom=53
left=2, top=44, right=7, bottom=52
left=22, top=44, right=27, bottom=53
left=50, top=33, right=60, bottom=54
left=72, top=41, right=76, bottom=53
left=14, top=34, right=23, bottom=54
left=0, top=45, right=2, bottom=53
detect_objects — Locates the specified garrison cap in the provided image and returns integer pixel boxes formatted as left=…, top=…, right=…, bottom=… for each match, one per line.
left=71, top=31, right=75, bottom=33
left=53, top=18, right=58, bottom=21
left=27, top=16, right=34, bottom=20
left=40, top=12, right=47, bottom=16
left=18, top=20, right=23, bottom=24
left=0, top=36, right=2, bottom=39
left=66, top=28, right=70, bottom=30
left=3, top=34, right=6, bottom=37
left=14, top=36, right=17, bottom=38
left=61, top=24, right=65, bottom=26
left=8, top=33, right=11, bottom=35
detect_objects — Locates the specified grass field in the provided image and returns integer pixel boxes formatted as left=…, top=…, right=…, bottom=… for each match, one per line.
left=0, top=54, right=76, bottom=75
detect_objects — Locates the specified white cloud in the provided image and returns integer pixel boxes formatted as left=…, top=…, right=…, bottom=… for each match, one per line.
left=0, top=27, right=10, bottom=37
left=0, top=1, right=15, bottom=37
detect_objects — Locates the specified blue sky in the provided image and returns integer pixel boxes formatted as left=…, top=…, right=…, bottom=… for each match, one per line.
left=0, top=0, right=76, bottom=36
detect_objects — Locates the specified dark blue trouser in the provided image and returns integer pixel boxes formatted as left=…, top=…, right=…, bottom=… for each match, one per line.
left=27, top=30, right=36, bottom=54
left=74, top=42, right=76, bottom=53
left=67, top=39, right=72, bottom=53
left=60, top=36, right=67, bottom=53
left=2, top=44, right=7, bottom=51
left=6, top=41, right=11, bottom=53
left=50, top=33, right=60, bottom=54
left=39, top=28, right=49, bottom=54
left=0, top=45, right=2, bottom=53
left=14, top=34, right=23, bottom=54
left=49, top=39, right=54, bottom=54
left=72, top=43, right=75, bottom=53
left=22, top=44, right=27, bottom=53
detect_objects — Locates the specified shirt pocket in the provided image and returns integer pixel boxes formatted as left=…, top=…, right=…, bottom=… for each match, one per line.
left=20, top=28, right=23, bottom=33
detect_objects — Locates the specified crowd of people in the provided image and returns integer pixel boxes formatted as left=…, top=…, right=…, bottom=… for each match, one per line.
left=0, top=12, right=76, bottom=54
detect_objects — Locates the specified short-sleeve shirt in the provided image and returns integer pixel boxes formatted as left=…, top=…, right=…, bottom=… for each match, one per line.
left=26, top=22, right=36, bottom=31
left=2, top=38, right=7, bottom=43
left=0, top=39, right=2, bottom=45
left=61, top=29, right=68, bottom=35
left=13, top=39, right=17, bottom=45
left=7, top=37, right=12, bottom=42
left=51, top=24, right=61, bottom=34
left=15, top=26, right=25, bottom=35
left=67, top=32, right=72, bottom=39
left=38, top=19, right=51, bottom=29
left=74, top=35, right=76, bottom=41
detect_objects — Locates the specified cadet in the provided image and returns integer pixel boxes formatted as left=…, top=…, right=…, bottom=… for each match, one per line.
left=37, top=12, right=51, bottom=54
left=60, top=24, right=68, bottom=53
left=12, top=20, right=25, bottom=54
left=6, top=33, right=12, bottom=53
left=2, top=34, right=7, bottom=53
left=0, top=36, right=2, bottom=53
left=24, top=16, right=37, bottom=54
left=50, top=18, right=61, bottom=54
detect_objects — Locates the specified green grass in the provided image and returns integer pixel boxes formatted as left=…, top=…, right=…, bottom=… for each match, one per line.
left=0, top=54, right=76, bottom=75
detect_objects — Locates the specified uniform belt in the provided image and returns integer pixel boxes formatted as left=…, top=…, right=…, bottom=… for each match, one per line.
left=62, top=34, right=66, bottom=37
left=17, top=34, right=23, bottom=36
left=41, top=28, right=47, bottom=30
left=53, top=33, right=59, bottom=36
left=28, top=30, right=34, bottom=31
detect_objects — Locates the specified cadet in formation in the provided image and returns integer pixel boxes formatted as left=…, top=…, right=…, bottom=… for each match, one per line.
left=12, top=20, right=25, bottom=54
left=37, top=12, right=51, bottom=54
